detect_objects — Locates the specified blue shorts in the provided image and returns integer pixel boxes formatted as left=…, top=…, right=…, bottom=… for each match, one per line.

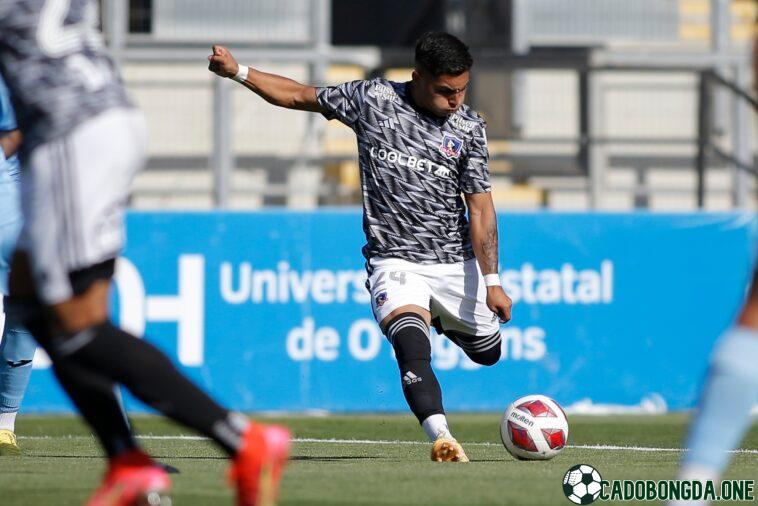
left=0, top=180, right=22, bottom=295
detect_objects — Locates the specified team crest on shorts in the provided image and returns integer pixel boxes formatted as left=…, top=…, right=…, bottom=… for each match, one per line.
left=375, top=290, right=388, bottom=307
left=439, top=134, right=463, bottom=158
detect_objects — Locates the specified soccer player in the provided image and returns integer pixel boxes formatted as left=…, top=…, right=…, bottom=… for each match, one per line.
left=0, top=1, right=289, bottom=504
left=670, top=29, right=758, bottom=506
left=673, top=275, right=758, bottom=505
left=209, top=31, right=513, bottom=462
left=0, top=74, right=36, bottom=456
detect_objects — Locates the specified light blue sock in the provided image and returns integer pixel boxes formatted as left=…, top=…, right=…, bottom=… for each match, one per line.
left=683, top=326, right=758, bottom=473
left=0, top=300, right=37, bottom=421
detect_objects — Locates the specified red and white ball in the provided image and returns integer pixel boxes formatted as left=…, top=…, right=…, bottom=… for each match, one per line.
left=500, top=394, right=569, bottom=460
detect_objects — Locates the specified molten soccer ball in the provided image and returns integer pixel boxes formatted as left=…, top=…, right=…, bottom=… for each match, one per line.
left=500, top=394, right=569, bottom=460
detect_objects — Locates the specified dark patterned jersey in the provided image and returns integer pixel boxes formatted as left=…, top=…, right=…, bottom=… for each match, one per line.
left=317, top=78, right=491, bottom=264
left=0, top=0, right=133, bottom=154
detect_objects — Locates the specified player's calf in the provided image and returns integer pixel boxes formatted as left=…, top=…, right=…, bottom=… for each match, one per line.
left=386, top=312, right=444, bottom=422
left=0, top=297, right=36, bottom=446
left=465, top=345, right=501, bottom=366
left=679, top=324, right=758, bottom=481
left=442, top=327, right=502, bottom=366
left=384, top=312, right=467, bottom=451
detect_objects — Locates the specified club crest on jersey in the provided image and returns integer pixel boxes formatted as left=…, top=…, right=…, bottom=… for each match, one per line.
left=439, top=134, right=463, bottom=159
left=375, top=291, right=388, bottom=307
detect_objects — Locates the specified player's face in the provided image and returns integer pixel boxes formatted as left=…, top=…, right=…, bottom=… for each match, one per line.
left=412, top=69, right=470, bottom=117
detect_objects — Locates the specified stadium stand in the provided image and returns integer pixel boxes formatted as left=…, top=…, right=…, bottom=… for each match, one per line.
left=111, top=0, right=755, bottom=211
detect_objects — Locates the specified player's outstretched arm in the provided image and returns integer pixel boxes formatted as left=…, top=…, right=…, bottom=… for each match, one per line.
left=207, top=45, right=324, bottom=113
left=466, top=192, right=512, bottom=323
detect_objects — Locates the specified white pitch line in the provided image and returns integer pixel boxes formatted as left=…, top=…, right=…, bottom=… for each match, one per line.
left=17, top=435, right=758, bottom=454
left=569, top=444, right=757, bottom=454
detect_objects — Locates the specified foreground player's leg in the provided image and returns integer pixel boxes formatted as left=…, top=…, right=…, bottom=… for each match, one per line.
left=61, top=321, right=291, bottom=506
left=0, top=297, right=36, bottom=456
left=35, top=273, right=289, bottom=506
left=670, top=275, right=758, bottom=506
left=678, top=279, right=758, bottom=485
left=384, top=310, right=468, bottom=462
left=40, top=352, right=182, bottom=506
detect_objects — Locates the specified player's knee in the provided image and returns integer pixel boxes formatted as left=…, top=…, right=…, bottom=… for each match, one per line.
left=0, top=322, right=36, bottom=365
left=50, top=278, right=113, bottom=334
left=385, top=312, right=431, bottom=363
left=5, top=296, right=45, bottom=341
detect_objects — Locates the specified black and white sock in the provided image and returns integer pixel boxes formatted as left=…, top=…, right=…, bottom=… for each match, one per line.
left=385, top=313, right=448, bottom=439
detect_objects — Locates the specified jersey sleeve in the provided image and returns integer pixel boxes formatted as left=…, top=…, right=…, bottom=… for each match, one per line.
left=315, top=79, right=369, bottom=128
left=459, top=122, right=491, bottom=194
left=0, top=77, right=17, bottom=132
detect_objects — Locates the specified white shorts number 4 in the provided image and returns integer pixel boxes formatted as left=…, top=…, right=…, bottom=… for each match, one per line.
left=367, top=257, right=500, bottom=337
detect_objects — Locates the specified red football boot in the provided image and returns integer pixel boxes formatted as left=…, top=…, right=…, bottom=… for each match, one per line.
left=87, top=449, right=172, bottom=506
left=229, top=423, right=291, bottom=506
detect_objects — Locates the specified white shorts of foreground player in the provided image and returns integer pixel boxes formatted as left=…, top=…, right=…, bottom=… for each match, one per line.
left=18, top=108, right=146, bottom=304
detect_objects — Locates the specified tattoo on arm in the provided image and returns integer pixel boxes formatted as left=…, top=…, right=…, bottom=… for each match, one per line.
left=481, top=222, right=499, bottom=274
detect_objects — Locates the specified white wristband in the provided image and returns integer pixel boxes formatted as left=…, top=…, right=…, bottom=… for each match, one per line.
left=232, top=64, right=249, bottom=83
left=484, top=274, right=501, bottom=287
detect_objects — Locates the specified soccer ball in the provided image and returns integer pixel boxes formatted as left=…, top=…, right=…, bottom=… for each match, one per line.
left=500, top=394, right=569, bottom=460
left=562, top=464, right=602, bottom=504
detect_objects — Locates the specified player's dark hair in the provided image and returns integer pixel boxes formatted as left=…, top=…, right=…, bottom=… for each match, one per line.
left=414, top=32, right=473, bottom=77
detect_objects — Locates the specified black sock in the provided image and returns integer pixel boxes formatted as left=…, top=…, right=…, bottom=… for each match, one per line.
left=444, top=329, right=502, bottom=366
left=52, top=363, right=138, bottom=457
left=24, top=315, right=137, bottom=458
left=385, top=313, right=444, bottom=423
left=44, top=321, right=247, bottom=456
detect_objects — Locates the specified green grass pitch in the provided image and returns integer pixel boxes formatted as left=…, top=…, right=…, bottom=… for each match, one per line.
left=1, top=414, right=756, bottom=505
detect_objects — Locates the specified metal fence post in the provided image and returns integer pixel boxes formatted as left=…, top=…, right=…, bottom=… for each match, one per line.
left=213, top=77, right=233, bottom=208
left=578, top=70, right=590, bottom=177
left=696, top=72, right=711, bottom=208
left=510, top=0, right=530, bottom=136
left=287, top=0, right=331, bottom=208
left=731, top=63, right=752, bottom=208
left=710, top=0, right=730, bottom=135
left=104, top=0, right=128, bottom=61
left=587, top=70, right=604, bottom=208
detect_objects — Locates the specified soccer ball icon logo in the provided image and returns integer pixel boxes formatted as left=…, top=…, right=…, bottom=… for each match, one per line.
left=562, top=464, right=602, bottom=504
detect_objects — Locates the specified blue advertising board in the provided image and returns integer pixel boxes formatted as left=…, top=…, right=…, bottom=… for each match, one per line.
left=16, top=211, right=757, bottom=413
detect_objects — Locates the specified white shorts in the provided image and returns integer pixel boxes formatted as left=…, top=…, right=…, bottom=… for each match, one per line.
left=367, top=256, right=501, bottom=338
left=18, top=108, right=146, bottom=304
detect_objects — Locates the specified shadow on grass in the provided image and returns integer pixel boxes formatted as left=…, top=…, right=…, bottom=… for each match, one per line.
left=291, top=455, right=383, bottom=461
left=23, top=454, right=385, bottom=463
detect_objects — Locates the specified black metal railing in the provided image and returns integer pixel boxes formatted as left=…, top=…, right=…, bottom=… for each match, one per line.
left=696, top=70, right=758, bottom=207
